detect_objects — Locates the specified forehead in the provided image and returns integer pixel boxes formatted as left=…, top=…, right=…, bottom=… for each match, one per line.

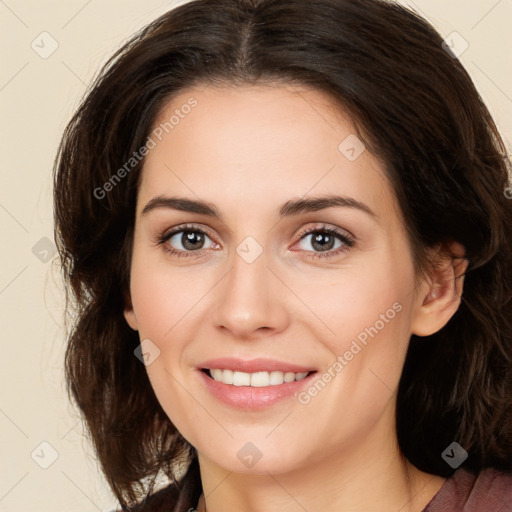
left=138, top=83, right=394, bottom=221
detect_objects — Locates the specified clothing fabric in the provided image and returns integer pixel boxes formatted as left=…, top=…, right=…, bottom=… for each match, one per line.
left=422, top=466, right=512, bottom=511
left=129, top=457, right=202, bottom=512
left=126, top=459, right=512, bottom=511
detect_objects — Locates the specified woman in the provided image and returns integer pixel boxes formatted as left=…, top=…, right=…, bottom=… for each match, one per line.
left=53, top=0, right=512, bottom=510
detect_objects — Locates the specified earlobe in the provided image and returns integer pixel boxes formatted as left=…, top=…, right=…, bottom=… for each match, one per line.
left=124, top=308, right=139, bottom=331
left=411, top=242, right=468, bottom=337
left=123, top=292, right=139, bottom=331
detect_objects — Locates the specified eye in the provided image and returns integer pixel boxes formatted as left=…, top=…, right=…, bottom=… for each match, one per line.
left=294, top=224, right=355, bottom=259
left=157, top=224, right=217, bottom=258
left=157, top=223, right=355, bottom=260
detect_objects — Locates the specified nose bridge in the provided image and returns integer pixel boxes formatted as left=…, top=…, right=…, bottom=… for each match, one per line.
left=212, top=235, right=286, bottom=336
left=228, top=237, right=271, bottom=311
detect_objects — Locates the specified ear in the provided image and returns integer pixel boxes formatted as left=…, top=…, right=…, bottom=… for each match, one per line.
left=411, top=241, right=468, bottom=337
left=123, top=288, right=139, bottom=331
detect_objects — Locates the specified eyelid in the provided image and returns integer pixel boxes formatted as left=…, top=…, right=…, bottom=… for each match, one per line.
left=159, top=222, right=217, bottom=243
left=295, top=222, right=356, bottom=243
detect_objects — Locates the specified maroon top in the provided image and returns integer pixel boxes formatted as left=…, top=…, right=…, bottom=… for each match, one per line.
left=422, top=467, right=512, bottom=511
left=128, top=460, right=512, bottom=511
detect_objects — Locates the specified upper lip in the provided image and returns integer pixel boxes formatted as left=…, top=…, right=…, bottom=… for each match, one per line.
left=198, top=357, right=316, bottom=374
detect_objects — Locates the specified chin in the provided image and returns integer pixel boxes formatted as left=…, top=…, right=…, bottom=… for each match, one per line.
left=198, top=440, right=313, bottom=476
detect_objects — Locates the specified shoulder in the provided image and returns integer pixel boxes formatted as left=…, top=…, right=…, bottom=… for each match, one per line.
left=423, top=466, right=512, bottom=512
left=129, top=483, right=183, bottom=512
left=111, top=458, right=202, bottom=512
left=472, top=467, right=512, bottom=509
left=107, top=484, right=185, bottom=512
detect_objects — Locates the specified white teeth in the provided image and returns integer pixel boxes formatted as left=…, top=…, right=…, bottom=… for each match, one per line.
left=284, top=372, right=296, bottom=383
left=232, top=371, right=251, bottom=386
left=210, top=369, right=223, bottom=381
left=269, top=371, right=285, bottom=385
left=221, top=369, right=234, bottom=385
left=250, top=371, right=268, bottom=387
left=208, top=369, right=310, bottom=386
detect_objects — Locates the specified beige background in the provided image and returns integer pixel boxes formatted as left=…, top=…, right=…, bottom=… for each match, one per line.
left=1, top=1, right=511, bottom=510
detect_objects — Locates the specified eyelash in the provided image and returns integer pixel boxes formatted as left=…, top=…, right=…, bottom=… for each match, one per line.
left=157, top=223, right=356, bottom=260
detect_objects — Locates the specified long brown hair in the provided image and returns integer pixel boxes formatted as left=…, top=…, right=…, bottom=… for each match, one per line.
left=53, top=0, right=512, bottom=508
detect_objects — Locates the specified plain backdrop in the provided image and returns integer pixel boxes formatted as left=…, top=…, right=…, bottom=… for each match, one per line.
left=1, top=0, right=511, bottom=510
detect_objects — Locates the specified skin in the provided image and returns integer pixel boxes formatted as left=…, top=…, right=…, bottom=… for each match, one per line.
left=124, top=83, right=467, bottom=512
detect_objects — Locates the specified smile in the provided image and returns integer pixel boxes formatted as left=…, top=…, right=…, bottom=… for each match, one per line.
left=205, top=368, right=312, bottom=387
left=197, top=362, right=318, bottom=410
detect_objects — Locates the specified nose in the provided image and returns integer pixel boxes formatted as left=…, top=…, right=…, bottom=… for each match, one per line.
left=211, top=242, right=290, bottom=340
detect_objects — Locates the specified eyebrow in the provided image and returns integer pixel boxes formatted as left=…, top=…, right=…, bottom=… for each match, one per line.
left=141, top=194, right=377, bottom=219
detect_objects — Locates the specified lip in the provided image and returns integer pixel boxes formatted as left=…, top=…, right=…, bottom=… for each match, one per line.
left=196, top=362, right=318, bottom=410
left=198, top=357, right=316, bottom=373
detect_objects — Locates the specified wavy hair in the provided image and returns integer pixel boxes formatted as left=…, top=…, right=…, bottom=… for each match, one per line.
left=53, top=0, right=512, bottom=508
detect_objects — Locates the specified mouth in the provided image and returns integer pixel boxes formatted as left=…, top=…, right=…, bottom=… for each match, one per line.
left=201, top=368, right=316, bottom=387
left=197, top=359, right=319, bottom=410
left=196, top=357, right=319, bottom=409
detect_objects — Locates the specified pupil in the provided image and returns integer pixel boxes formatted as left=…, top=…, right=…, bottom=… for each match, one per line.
left=183, top=231, right=203, bottom=250
left=313, top=232, right=334, bottom=252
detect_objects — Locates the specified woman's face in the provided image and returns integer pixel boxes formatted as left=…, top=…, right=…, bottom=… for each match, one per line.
left=124, top=83, right=430, bottom=474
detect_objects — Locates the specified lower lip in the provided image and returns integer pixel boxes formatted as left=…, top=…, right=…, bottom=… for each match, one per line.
left=197, top=370, right=317, bottom=410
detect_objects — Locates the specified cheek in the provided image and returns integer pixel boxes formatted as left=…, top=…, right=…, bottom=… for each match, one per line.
left=301, top=258, right=414, bottom=347
left=129, top=248, right=205, bottom=339
left=309, top=254, right=416, bottom=392
left=130, top=275, right=175, bottom=339
left=129, top=256, right=204, bottom=438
